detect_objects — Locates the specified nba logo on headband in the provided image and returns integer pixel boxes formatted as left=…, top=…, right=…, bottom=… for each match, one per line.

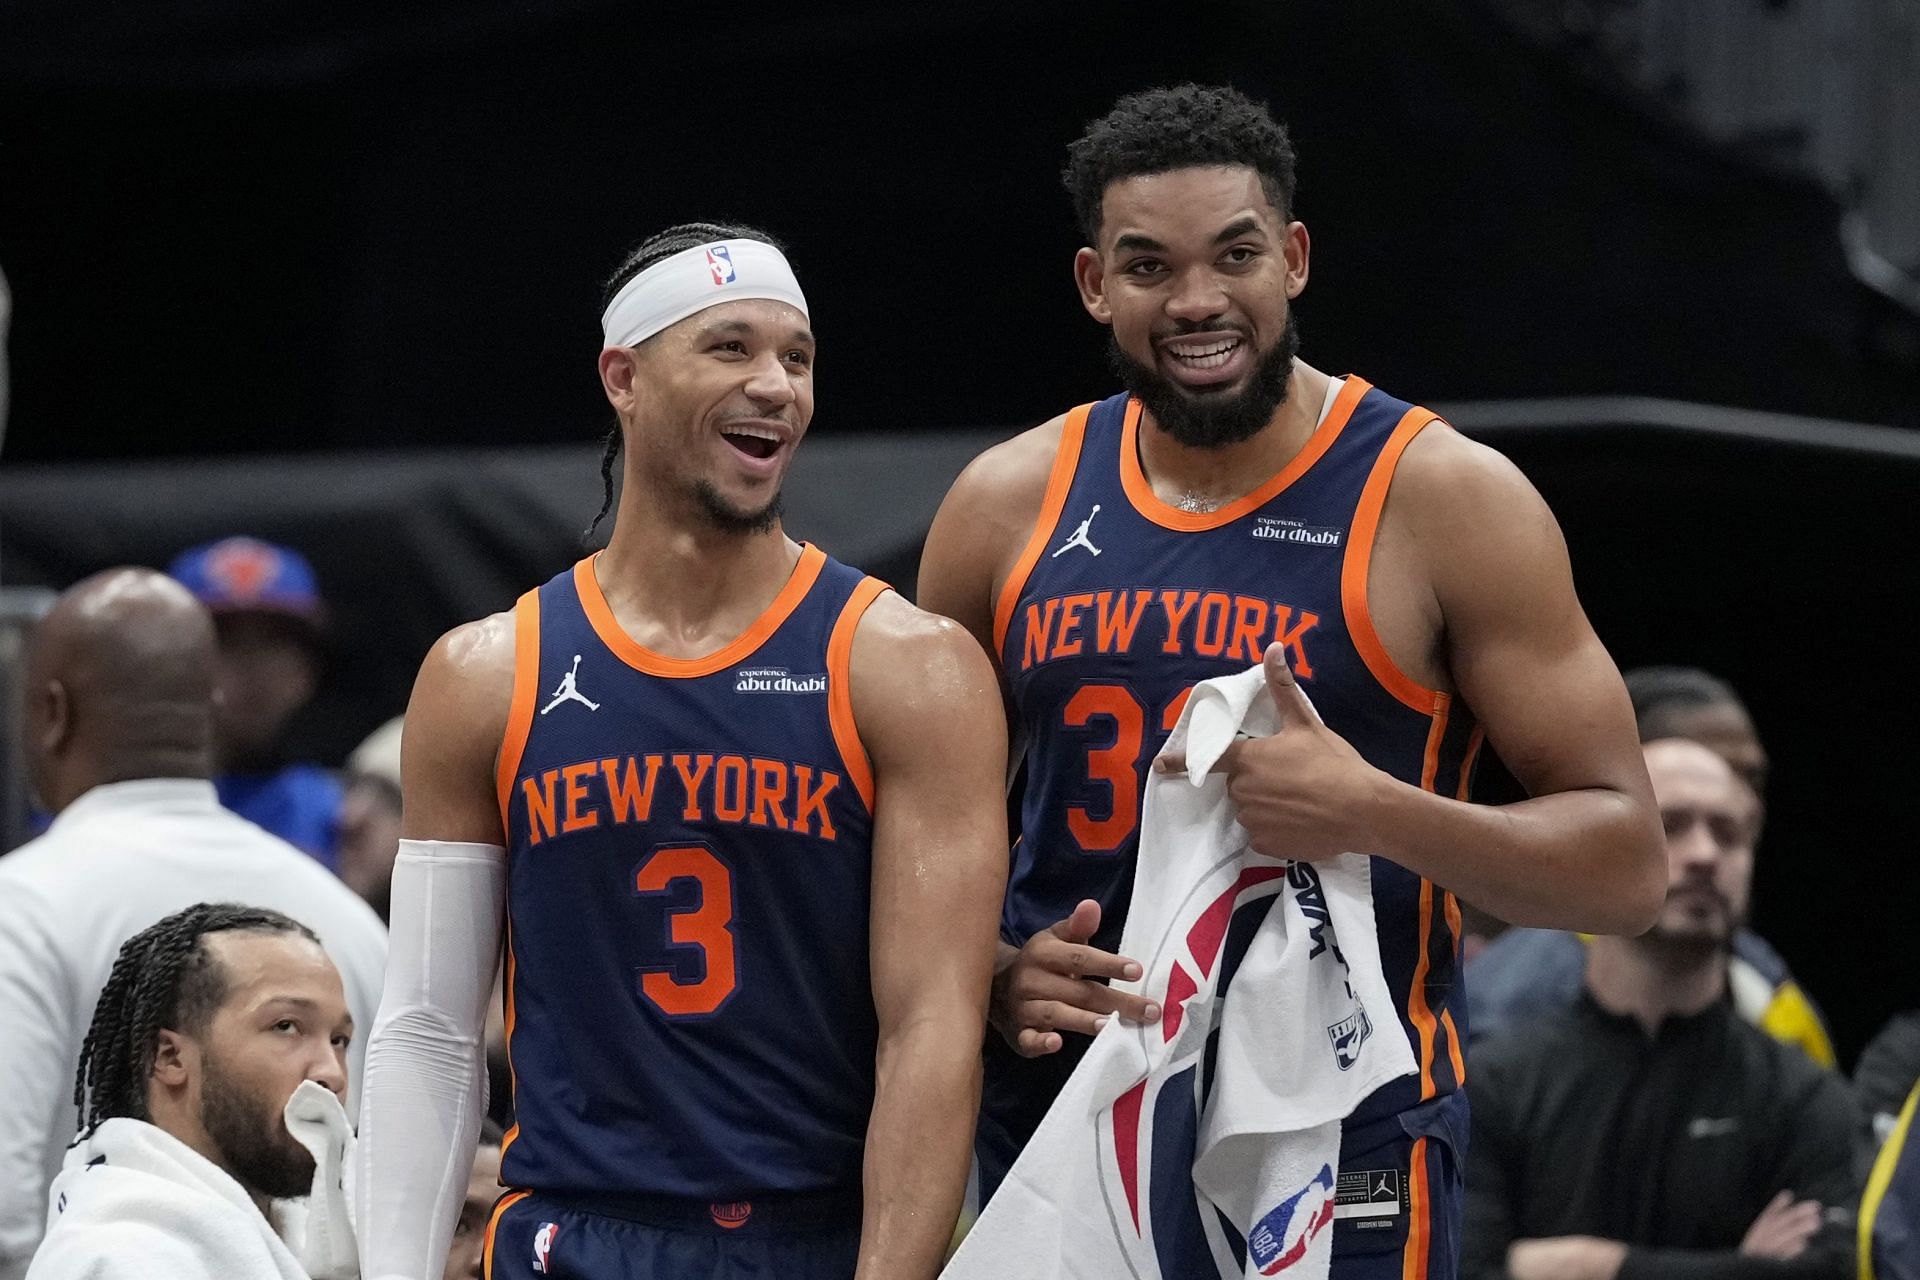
left=601, top=238, right=807, bottom=348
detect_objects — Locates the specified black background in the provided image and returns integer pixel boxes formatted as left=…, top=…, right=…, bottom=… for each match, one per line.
left=3, top=0, right=1914, bottom=463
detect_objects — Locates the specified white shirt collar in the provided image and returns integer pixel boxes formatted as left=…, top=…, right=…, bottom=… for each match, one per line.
left=51, top=778, right=221, bottom=829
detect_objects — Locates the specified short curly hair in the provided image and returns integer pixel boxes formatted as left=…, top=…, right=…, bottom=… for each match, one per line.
left=1063, top=84, right=1298, bottom=243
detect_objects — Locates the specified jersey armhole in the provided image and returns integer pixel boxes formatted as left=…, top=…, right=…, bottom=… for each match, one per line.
left=493, top=589, right=542, bottom=835
left=1339, top=407, right=1450, bottom=716
left=828, top=577, right=891, bottom=813
left=990, top=404, right=1094, bottom=657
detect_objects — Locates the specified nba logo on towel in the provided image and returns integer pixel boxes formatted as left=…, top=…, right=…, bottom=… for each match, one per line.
left=1248, top=1164, right=1337, bottom=1274
left=532, top=1221, right=559, bottom=1274
left=707, top=245, right=736, bottom=285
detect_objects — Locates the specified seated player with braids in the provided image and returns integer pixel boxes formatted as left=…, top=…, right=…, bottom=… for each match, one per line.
left=28, top=904, right=357, bottom=1280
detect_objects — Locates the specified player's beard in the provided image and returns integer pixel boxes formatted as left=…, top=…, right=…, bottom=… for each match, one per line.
left=1109, top=310, right=1300, bottom=449
left=198, top=1053, right=315, bottom=1201
left=693, top=481, right=782, bottom=536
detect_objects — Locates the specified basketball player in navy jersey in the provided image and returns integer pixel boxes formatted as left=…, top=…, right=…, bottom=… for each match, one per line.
left=353, top=223, right=1008, bottom=1280
left=919, top=86, right=1666, bottom=1278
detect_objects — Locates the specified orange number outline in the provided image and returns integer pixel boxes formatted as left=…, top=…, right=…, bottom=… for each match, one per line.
left=632, top=844, right=738, bottom=1017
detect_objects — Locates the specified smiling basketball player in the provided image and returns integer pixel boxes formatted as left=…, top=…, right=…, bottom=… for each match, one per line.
left=353, top=223, right=1008, bottom=1280
left=919, top=87, right=1665, bottom=1279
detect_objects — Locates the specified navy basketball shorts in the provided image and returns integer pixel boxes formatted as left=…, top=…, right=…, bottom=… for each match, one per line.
left=1325, top=1094, right=1467, bottom=1280
left=484, top=1188, right=861, bottom=1280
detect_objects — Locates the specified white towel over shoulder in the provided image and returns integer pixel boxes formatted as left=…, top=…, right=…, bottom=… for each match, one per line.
left=945, top=665, right=1415, bottom=1280
left=28, top=1082, right=357, bottom=1280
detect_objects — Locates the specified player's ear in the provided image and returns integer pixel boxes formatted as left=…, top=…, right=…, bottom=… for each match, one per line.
left=598, top=345, right=644, bottom=412
left=1282, top=221, right=1310, bottom=301
left=149, top=1028, right=194, bottom=1090
left=1073, top=247, right=1112, bottom=325
left=35, top=678, right=71, bottom=757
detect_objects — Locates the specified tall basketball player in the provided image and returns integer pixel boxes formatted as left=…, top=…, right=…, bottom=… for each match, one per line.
left=353, top=224, right=1008, bottom=1280
left=918, top=86, right=1666, bottom=1278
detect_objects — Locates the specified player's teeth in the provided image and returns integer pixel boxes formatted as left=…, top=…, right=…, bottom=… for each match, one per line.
left=1168, top=339, right=1239, bottom=361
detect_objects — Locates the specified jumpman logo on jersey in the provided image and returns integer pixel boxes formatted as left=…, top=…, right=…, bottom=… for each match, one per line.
left=1051, top=504, right=1103, bottom=558
left=539, top=654, right=600, bottom=714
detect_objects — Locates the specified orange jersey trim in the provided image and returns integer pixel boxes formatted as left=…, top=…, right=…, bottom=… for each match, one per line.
left=1341, top=406, right=1446, bottom=714
left=1455, top=725, right=1485, bottom=801
left=574, top=543, right=827, bottom=680
left=1418, top=700, right=1452, bottom=793
left=827, top=577, right=890, bottom=813
left=992, top=404, right=1093, bottom=655
left=1118, top=375, right=1369, bottom=533
left=498, top=919, right=522, bottom=1163
left=1407, top=858, right=1442, bottom=1101
left=1401, top=1138, right=1432, bottom=1279
left=495, top=590, right=542, bottom=834
left=482, top=1188, right=532, bottom=1278
left=1440, top=888, right=1468, bottom=1085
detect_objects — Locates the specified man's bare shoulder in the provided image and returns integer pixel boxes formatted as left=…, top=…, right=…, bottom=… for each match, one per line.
left=1390, top=420, right=1559, bottom=544
left=411, top=610, right=517, bottom=739
left=941, top=414, right=1070, bottom=541
left=849, top=592, right=1004, bottom=751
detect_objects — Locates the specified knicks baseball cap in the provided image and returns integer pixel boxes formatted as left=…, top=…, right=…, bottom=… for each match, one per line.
left=168, top=536, right=326, bottom=631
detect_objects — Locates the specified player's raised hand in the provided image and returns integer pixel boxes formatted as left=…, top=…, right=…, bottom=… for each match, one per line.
left=990, top=899, right=1161, bottom=1057
left=1156, top=642, right=1386, bottom=862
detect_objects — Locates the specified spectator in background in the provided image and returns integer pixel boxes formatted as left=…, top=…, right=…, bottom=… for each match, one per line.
left=1860, top=1013, right=1920, bottom=1143
left=338, top=716, right=403, bottom=922
left=1468, top=665, right=1835, bottom=1066
left=1859, top=1068, right=1920, bottom=1280
left=0, top=569, right=385, bottom=1280
left=1463, top=738, right=1861, bottom=1280
left=168, top=536, right=344, bottom=869
left=443, top=1119, right=504, bottom=1280
left=28, top=904, right=355, bottom=1280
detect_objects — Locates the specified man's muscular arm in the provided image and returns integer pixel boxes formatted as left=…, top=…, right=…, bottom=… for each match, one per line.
left=850, top=594, right=1009, bottom=1280
left=918, top=423, right=1159, bottom=1058
left=1168, top=430, right=1664, bottom=934
left=1376, top=430, right=1662, bottom=931
left=353, top=617, right=512, bottom=1280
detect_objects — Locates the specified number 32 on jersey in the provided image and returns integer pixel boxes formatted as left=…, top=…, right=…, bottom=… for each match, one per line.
left=1062, top=681, right=1191, bottom=854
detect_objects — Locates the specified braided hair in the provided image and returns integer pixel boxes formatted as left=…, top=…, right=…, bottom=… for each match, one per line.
left=73, top=903, right=318, bottom=1141
left=587, top=220, right=788, bottom=543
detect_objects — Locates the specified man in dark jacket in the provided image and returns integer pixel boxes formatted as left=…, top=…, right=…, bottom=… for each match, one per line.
left=1464, top=738, right=1864, bottom=1280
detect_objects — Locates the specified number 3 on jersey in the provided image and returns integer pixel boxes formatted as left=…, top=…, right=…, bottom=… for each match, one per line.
left=1062, top=682, right=1191, bottom=854
left=632, top=844, right=737, bottom=1016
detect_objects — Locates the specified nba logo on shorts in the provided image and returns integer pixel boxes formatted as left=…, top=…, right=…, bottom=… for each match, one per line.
left=707, top=245, right=736, bottom=285
left=531, top=1220, right=559, bottom=1274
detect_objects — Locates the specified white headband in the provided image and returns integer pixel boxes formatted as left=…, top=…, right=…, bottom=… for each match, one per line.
left=600, top=238, right=810, bottom=349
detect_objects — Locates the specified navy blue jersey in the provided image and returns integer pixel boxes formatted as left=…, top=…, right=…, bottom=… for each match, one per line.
left=495, top=544, right=885, bottom=1199
left=996, top=378, right=1480, bottom=1125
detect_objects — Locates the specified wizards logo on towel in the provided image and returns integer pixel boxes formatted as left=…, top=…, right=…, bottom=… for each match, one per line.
left=1248, top=1164, right=1336, bottom=1274
left=1326, top=1006, right=1373, bottom=1071
left=707, top=245, right=736, bottom=285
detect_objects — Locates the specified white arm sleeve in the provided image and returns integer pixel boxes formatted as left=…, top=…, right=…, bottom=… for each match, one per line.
left=351, top=839, right=505, bottom=1280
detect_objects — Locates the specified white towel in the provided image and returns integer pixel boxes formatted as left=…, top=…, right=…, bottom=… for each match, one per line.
left=945, top=665, right=1415, bottom=1280
left=29, top=1082, right=357, bottom=1280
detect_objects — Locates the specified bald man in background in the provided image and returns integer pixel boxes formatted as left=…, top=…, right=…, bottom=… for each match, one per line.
left=0, top=569, right=385, bottom=1280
